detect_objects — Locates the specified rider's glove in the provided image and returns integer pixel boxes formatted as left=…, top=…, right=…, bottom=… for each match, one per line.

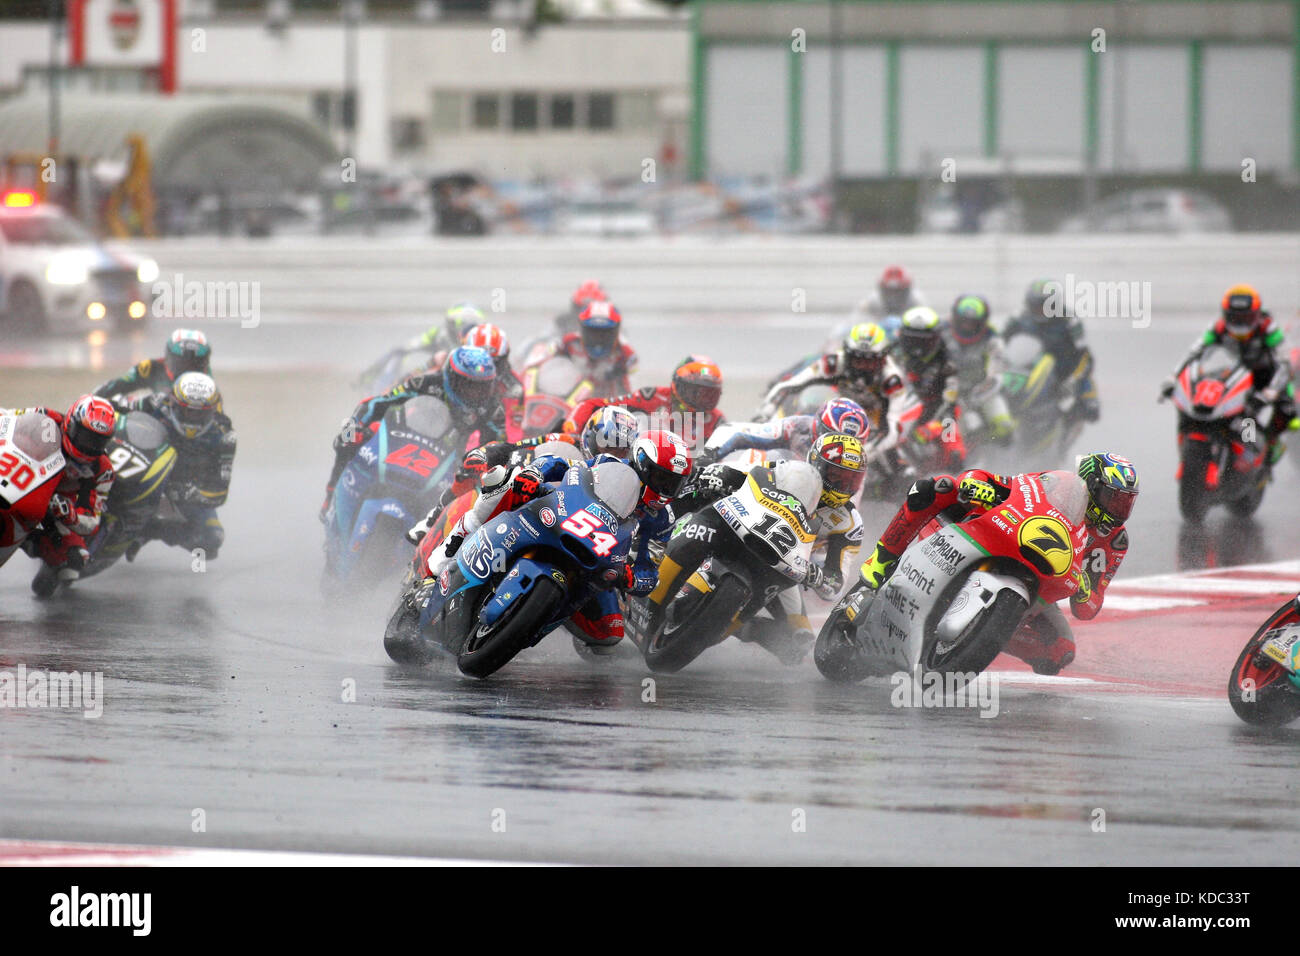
left=443, top=533, right=465, bottom=559
left=957, top=476, right=998, bottom=508
left=804, top=562, right=840, bottom=601
left=1071, top=569, right=1093, bottom=604
left=510, top=466, right=546, bottom=503
left=694, top=463, right=732, bottom=496
left=1158, top=379, right=1175, bottom=401
left=45, top=494, right=74, bottom=527
left=622, top=565, right=658, bottom=595
left=457, top=445, right=490, bottom=483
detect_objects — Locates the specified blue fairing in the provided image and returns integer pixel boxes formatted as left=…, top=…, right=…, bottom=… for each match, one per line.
left=326, top=399, right=459, bottom=579
left=418, top=464, right=635, bottom=645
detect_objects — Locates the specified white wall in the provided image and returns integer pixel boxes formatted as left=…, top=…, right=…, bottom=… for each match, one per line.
left=801, top=46, right=888, bottom=178
left=899, top=44, right=983, bottom=173
left=998, top=45, right=1086, bottom=162
left=705, top=46, right=786, bottom=177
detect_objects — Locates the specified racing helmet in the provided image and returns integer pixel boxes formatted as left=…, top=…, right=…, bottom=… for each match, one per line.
left=463, top=323, right=510, bottom=364
left=1077, top=452, right=1139, bottom=534
left=165, top=372, right=221, bottom=440
left=950, top=294, right=992, bottom=345
left=1220, top=284, right=1262, bottom=340
left=163, top=329, right=212, bottom=381
left=570, top=279, right=607, bottom=314
left=807, top=433, right=866, bottom=508
left=842, top=322, right=889, bottom=380
left=816, top=397, right=869, bottom=441
left=442, top=346, right=497, bottom=415
left=630, top=429, right=692, bottom=512
left=62, top=394, right=116, bottom=466
left=898, top=306, right=944, bottom=365
left=578, top=301, right=623, bottom=360
left=580, top=406, right=639, bottom=460
left=423, top=302, right=485, bottom=348
left=671, top=357, right=723, bottom=413
left=878, top=265, right=913, bottom=315
left=1024, top=279, right=1060, bottom=322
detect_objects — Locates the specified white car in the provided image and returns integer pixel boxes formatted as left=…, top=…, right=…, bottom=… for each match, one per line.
left=0, top=192, right=157, bottom=335
left=1058, top=189, right=1232, bottom=234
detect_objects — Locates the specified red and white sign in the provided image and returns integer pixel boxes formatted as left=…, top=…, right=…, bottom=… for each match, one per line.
left=69, top=0, right=177, bottom=92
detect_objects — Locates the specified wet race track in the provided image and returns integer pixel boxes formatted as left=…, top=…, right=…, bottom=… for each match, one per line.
left=2, top=243, right=1299, bottom=865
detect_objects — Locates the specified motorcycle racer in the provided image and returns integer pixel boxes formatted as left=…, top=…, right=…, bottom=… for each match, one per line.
left=553, top=279, right=608, bottom=336
left=355, top=302, right=486, bottom=388
left=944, top=294, right=1015, bottom=444
left=654, top=433, right=867, bottom=664
left=848, top=451, right=1138, bottom=674
left=1160, top=284, right=1298, bottom=464
left=703, top=397, right=869, bottom=464
left=857, top=264, right=927, bottom=323
left=95, top=329, right=212, bottom=403
left=427, top=429, right=694, bottom=653
left=112, top=372, right=236, bottom=562
left=322, top=345, right=504, bottom=520
left=6, top=395, right=116, bottom=594
left=553, top=300, right=639, bottom=396
left=567, top=355, right=724, bottom=450
left=1002, top=279, right=1100, bottom=427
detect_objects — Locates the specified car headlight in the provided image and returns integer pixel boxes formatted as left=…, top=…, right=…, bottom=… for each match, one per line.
left=136, top=258, right=160, bottom=284
left=45, top=255, right=89, bottom=286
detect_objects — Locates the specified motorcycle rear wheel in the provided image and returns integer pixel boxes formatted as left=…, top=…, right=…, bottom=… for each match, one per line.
left=457, top=576, right=565, bottom=678
left=384, top=587, right=438, bottom=665
left=644, top=576, right=747, bottom=674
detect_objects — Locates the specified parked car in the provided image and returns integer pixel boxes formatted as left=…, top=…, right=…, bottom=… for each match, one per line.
left=1058, top=189, right=1232, bottom=234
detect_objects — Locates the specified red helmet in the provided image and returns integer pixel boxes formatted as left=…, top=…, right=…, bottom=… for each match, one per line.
left=63, top=395, right=116, bottom=466
left=462, top=323, right=510, bottom=363
left=671, top=357, right=723, bottom=413
left=578, top=300, right=622, bottom=360
left=630, top=429, right=692, bottom=511
left=571, top=280, right=607, bottom=311
left=878, top=264, right=913, bottom=314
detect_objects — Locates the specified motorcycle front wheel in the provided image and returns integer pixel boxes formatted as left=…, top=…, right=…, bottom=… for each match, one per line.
left=457, top=576, right=565, bottom=679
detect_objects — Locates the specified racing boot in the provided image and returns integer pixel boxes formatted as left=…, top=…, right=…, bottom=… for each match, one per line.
left=737, top=616, right=812, bottom=667
left=30, top=563, right=60, bottom=599
left=856, top=542, right=899, bottom=592
left=1004, top=614, right=1076, bottom=675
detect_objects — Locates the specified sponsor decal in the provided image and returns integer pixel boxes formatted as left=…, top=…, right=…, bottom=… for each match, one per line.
left=553, top=492, right=568, bottom=516
left=539, top=507, right=556, bottom=527
left=1017, top=515, right=1074, bottom=577
left=439, top=568, right=451, bottom=594
left=999, top=509, right=1019, bottom=526
left=921, top=533, right=963, bottom=569
left=380, top=502, right=404, bottom=518
left=496, top=522, right=508, bottom=533
left=897, top=557, right=937, bottom=595
left=885, top=584, right=921, bottom=621
left=586, top=503, right=618, bottom=533
left=517, top=515, right=541, bottom=537
left=680, top=522, right=716, bottom=543
left=551, top=569, right=567, bottom=586
left=357, top=445, right=377, bottom=464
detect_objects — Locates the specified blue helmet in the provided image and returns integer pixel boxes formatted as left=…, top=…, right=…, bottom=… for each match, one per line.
left=580, top=406, right=639, bottom=459
left=443, top=346, right=497, bottom=414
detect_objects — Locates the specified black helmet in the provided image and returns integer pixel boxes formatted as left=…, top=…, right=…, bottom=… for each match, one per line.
left=164, top=329, right=211, bottom=380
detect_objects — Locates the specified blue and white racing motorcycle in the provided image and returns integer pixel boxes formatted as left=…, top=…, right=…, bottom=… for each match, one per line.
left=384, top=458, right=642, bottom=678
left=324, top=395, right=462, bottom=584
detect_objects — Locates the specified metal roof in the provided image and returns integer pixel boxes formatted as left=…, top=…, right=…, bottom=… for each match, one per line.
left=0, top=93, right=339, bottom=191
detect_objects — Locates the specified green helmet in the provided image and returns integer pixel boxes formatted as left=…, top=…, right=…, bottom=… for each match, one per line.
left=1077, top=452, right=1139, bottom=533
left=898, top=306, right=943, bottom=364
left=421, top=301, right=485, bottom=348
left=842, top=322, right=889, bottom=379
left=950, top=294, right=991, bottom=344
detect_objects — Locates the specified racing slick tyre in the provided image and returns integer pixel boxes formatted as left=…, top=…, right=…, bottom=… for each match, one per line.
left=1228, top=604, right=1300, bottom=727
left=923, top=589, right=1028, bottom=678
left=643, top=576, right=747, bottom=674
left=1178, top=443, right=1213, bottom=522
left=457, top=576, right=565, bottom=679
left=1225, top=479, right=1266, bottom=519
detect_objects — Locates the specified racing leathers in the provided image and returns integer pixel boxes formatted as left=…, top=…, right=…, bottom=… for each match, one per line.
left=1167, top=314, right=1297, bottom=462
left=855, top=468, right=1128, bottom=674
left=4, top=407, right=114, bottom=571
left=323, top=371, right=506, bottom=515
left=1001, top=310, right=1099, bottom=425
left=656, top=461, right=864, bottom=664
left=568, top=386, right=724, bottom=450
left=704, top=415, right=822, bottom=463
left=94, top=358, right=177, bottom=404
left=426, top=453, right=673, bottom=649
left=762, top=350, right=904, bottom=434
left=943, top=326, right=1014, bottom=444
left=118, top=393, right=236, bottom=558
left=553, top=332, right=638, bottom=397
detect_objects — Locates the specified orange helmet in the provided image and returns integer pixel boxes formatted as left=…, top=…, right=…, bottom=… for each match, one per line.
left=1221, top=284, right=1262, bottom=339
left=671, top=357, right=723, bottom=413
